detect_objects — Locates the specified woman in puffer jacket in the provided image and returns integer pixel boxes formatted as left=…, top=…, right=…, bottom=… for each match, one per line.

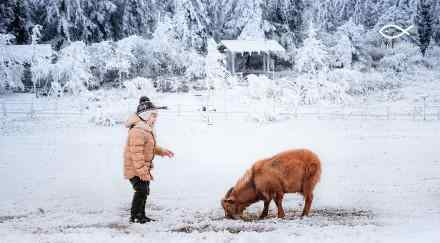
left=123, top=96, right=174, bottom=223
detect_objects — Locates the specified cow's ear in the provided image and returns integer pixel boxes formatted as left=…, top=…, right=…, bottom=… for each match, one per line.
left=225, top=187, right=234, bottom=198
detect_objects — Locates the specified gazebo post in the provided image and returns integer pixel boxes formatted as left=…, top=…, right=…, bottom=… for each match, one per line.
left=265, top=52, right=269, bottom=73
left=263, top=52, right=266, bottom=73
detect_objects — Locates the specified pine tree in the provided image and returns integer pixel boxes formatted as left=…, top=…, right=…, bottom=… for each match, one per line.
left=121, top=0, right=156, bottom=38
left=318, top=0, right=338, bottom=32
left=262, top=0, right=305, bottom=47
left=363, top=0, right=379, bottom=29
left=296, top=23, right=328, bottom=73
left=435, top=17, right=440, bottom=46
left=353, top=0, right=379, bottom=29
left=8, top=0, right=30, bottom=44
left=432, top=0, right=440, bottom=46
left=174, top=0, right=208, bottom=53
left=415, top=0, right=434, bottom=56
left=0, top=0, right=16, bottom=36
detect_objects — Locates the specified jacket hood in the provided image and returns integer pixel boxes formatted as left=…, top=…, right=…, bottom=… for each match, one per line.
left=125, top=113, right=153, bottom=132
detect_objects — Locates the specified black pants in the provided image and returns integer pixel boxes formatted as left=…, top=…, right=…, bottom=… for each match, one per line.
left=129, top=176, right=150, bottom=218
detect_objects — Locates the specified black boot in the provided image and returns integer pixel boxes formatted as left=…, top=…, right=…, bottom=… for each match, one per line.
left=139, top=195, right=155, bottom=222
left=130, top=191, right=148, bottom=223
left=129, top=177, right=151, bottom=224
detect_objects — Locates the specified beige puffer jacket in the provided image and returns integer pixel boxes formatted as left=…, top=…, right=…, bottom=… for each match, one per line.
left=123, top=114, right=165, bottom=181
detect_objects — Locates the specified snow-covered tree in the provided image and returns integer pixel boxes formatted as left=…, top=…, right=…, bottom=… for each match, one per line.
left=8, top=0, right=30, bottom=44
left=205, top=38, right=227, bottom=90
left=415, top=0, right=435, bottom=56
left=238, top=3, right=265, bottom=40
left=353, top=0, right=380, bottom=29
left=435, top=15, right=440, bottom=46
left=0, top=1, right=16, bottom=37
left=317, top=0, right=339, bottom=32
left=31, top=25, right=42, bottom=45
left=262, top=0, right=305, bottom=47
left=374, top=0, right=415, bottom=47
left=174, top=0, right=208, bottom=52
left=121, top=0, right=156, bottom=37
left=332, top=32, right=354, bottom=68
left=296, top=24, right=328, bottom=73
left=33, top=41, right=94, bottom=95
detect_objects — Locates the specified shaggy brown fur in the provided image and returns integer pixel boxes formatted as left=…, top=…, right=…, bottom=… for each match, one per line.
left=221, top=149, right=321, bottom=220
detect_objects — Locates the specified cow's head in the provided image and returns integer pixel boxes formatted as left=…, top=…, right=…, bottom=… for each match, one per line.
left=221, top=187, right=242, bottom=219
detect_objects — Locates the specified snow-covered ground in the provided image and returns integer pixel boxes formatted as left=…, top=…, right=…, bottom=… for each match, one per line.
left=1, top=92, right=440, bottom=243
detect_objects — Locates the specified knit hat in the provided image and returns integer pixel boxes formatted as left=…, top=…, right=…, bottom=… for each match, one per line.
left=136, top=96, right=167, bottom=115
left=136, top=96, right=155, bottom=115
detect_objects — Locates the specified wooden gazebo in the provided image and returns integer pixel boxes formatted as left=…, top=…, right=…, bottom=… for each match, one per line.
left=219, top=40, right=285, bottom=77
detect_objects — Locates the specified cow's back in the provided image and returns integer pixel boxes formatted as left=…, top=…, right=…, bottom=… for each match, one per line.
left=253, top=149, right=321, bottom=194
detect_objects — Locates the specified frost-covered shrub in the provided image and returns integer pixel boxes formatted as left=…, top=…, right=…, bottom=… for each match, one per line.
left=132, top=18, right=206, bottom=82
left=337, top=20, right=373, bottom=70
left=0, top=62, right=24, bottom=93
left=1, top=39, right=52, bottom=93
left=53, top=41, right=94, bottom=95
left=380, top=53, right=409, bottom=73
left=285, top=72, right=350, bottom=105
left=123, top=77, right=156, bottom=98
left=0, top=34, right=15, bottom=45
left=327, top=69, right=400, bottom=95
left=425, top=46, right=440, bottom=67
left=247, top=74, right=276, bottom=99
left=184, top=51, right=206, bottom=80
left=329, top=32, right=354, bottom=69
left=89, top=38, right=136, bottom=85
left=379, top=42, right=423, bottom=73
left=367, top=47, right=386, bottom=62
left=31, top=56, right=53, bottom=91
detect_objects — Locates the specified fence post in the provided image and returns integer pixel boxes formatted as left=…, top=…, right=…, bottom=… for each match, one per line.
left=2, top=101, right=6, bottom=117
left=29, top=101, right=35, bottom=118
left=423, top=96, right=427, bottom=121
left=79, top=102, right=84, bottom=116
left=386, top=106, right=390, bottom=120
left=341, top=105, right=345, bottom=120
left=413, top=106, right=416, bottom=120
left=177, top=104, right=181, bottom=117
left=55, top=99, right=58, bottom=116
left=225, top=102, right=228, bottom=121
left=317, top=106, right=321, bottom=120
left=364, top=105, right=368, bottom=121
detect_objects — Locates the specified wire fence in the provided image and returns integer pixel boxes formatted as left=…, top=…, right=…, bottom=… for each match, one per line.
left=2, top=99, right=440, bottom=123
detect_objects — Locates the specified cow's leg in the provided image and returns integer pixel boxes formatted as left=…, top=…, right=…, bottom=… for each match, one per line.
left=274, top=193, right=285, bottom=218
left=301, top=193, right=313, bottom=217
left=259, top=199, right=271, bottom=219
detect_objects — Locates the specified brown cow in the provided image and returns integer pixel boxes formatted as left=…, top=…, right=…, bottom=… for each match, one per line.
left=221, top=149, right=321, bottom=220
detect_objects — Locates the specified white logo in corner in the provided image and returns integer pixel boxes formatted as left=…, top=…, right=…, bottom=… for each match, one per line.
left=379, top=24, right=414, bottom=40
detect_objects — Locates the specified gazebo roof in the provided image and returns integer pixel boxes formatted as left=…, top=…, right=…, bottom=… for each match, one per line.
left=220, top=40, right=285, bottom=54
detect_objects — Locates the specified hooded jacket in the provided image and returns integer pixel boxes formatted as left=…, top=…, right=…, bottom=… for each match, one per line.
left=123, top=114, right=166, bottom=181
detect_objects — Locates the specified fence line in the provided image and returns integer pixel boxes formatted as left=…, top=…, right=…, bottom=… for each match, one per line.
left=1, top=101, right=440, bottom=122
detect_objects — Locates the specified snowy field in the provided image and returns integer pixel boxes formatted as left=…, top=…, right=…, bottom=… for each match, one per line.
left=1, top=93, right=440, bottom=243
